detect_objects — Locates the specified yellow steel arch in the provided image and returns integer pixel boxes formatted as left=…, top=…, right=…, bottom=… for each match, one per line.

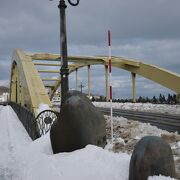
left=10, top=62, right=19, bottom=103
left=30, top=53, right=180, bottom=101
left=10, top=49, right=52, bottom=116
left=10, top=49, right=180, bottom=115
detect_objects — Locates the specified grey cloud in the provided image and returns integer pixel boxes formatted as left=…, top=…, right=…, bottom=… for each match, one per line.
left=0, top=0, right=179, bottom=98
left=0, top=59, right=11, bottom=80
left=0, top=80, right=9, bottom=87
left=67, top=0, right=180, bottom=44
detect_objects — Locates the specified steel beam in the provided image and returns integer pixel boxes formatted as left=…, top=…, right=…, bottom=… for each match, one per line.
left=41, top=55, right=180, bottom=102
left=10, top=49, right=52, bottom=116
left=30, top=53, right=104, bottom=64
left=45, top=85, right=55, bottom=89
left=10, top=64, right=17, bottom=102
left=88, top=65, right=91, bottom=98
left=76, top=68, right=78, bottom=91
left=38, top=70, right=60, bottom=73
left=177, top=94, right=180, bottom=103
left=11, top=49, right=180, bottom=116
left=105, top=65, right=108, bottom=101
left=34, top=62, right=60, bottom=66
left=114, top=61, right=180, bottom=95
left=42, top=78, right=59, bottom=81
left=131, top=72, right=136, bottom=103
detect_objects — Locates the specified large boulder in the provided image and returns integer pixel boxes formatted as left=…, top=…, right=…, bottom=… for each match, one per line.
left=50, top=91, right=106, bottom=153
left=129, top=136, right=176, bottom=180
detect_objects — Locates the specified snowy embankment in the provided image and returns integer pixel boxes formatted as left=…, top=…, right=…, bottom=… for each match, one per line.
left=0, top=106, right=178, bottom=180
left=105, top=115, right=180, bottom=179
left=93, top=102, right=180, bottom=115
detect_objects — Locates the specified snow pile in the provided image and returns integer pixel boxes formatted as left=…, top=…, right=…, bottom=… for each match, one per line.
left=148, top=175, right=176, bottom=180
left=105, top=115, right=180, bottom=179
left=0, top=105, right=178, bottom=180
left=0, top=106, right=131, bottom=180
left=105, top=116, right=170, bottom=142
left=105, top=115, right=180, bottom=153
left=0, top=105, right=32, bottom=179
left=36, top=103, right=51, bottom=114
left=93, top=102, right=180, bottom=115
left=24, top=142, right=130, bottom=180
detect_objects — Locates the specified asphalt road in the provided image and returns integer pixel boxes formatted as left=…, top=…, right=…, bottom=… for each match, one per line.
left=98, top=107, right=180, bottom=133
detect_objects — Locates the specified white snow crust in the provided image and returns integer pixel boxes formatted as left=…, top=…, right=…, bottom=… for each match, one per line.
left=0, top=105, right=177, bottom=180
left=36, top=103, right=51, bottom=115
left=148, top=175, right=176, bottom=180
left=93, top=102, right=180, bottom=115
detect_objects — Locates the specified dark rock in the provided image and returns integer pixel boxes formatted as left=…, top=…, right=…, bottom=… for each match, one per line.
left=50, top=91, right=106, bottom=153
left=129, top=136, right=176, bottom=180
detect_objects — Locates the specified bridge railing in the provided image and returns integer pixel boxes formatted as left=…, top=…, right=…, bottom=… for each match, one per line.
left=35, top=110, right=58, bottom=137
left=9, top=102, right=40, bottom=140
left=9, top=102, right=59, bottom=140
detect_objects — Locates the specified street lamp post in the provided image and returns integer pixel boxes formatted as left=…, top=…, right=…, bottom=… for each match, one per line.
left=50, top=0, right=107, bottom=153
left=51, top=0, right=80, bottom=103
left=59, top=0, right=68, bottom=104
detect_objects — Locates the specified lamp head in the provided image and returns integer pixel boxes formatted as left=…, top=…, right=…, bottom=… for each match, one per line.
left=49, top=0, right=80, bottom=6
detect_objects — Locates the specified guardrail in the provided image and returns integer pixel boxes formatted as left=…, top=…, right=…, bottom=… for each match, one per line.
left=9, top=102, right=59, bottom=140
left=35, top=110, right=58, bottom=137
left=9, top=102, right=40, bottom=140
left=0, top=102, right=8, bottom=106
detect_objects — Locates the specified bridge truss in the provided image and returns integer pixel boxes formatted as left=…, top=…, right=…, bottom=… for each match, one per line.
left=10, top=49, right=180, bottom=117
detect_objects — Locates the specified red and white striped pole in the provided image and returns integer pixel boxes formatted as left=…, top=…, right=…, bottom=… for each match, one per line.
left=108, top=30, right=113, bottom=143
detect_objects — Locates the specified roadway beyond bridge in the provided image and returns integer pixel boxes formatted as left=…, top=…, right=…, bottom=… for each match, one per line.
left=98, top=107, right=180, bottom=133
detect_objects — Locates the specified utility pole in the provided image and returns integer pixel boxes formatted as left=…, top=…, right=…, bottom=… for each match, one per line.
left=79, top=82, right=85, bottom=93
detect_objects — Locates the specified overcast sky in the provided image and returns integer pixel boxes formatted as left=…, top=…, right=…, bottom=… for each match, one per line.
left=0, top=0, right=180, bottom=98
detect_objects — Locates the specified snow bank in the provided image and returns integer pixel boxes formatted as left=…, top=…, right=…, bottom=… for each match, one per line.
left=105, top=115, right=180, bottom=179
left=0, top=105, right=3, bottom=111
left=24, top=142, right=130, bottom=180
left=106, top=115, right=170, bottom=141
left=93, top=102, right=180, bottom=115
left=0, top=106, right=32, bottom=179
left=148, top=175, right=176, bottom=180
left=36, top=103, right=51, bottom=115
left=0, top=106, right=178, bottom=180
left=0, top=106, right=131, bottom=180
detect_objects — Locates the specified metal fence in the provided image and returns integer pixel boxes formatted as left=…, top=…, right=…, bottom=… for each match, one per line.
left=35, top=110, right=58, bottom=137
left=9, top=102, right=40, bottom=140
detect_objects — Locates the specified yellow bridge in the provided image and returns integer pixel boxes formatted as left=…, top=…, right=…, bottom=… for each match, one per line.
left=10, top=49, right=180, bottom=116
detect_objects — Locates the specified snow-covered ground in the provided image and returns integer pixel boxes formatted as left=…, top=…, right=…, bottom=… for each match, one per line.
left=0, top=105, right=179, bottom=180
left=105, top=115, right=180, bottom=179
left=93, top=102, right=180, bottom=115
left=36, top=103, right=51, bottom=114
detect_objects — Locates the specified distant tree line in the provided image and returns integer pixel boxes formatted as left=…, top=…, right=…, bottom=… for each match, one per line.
left=91, top=93, right=179, bottom=104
